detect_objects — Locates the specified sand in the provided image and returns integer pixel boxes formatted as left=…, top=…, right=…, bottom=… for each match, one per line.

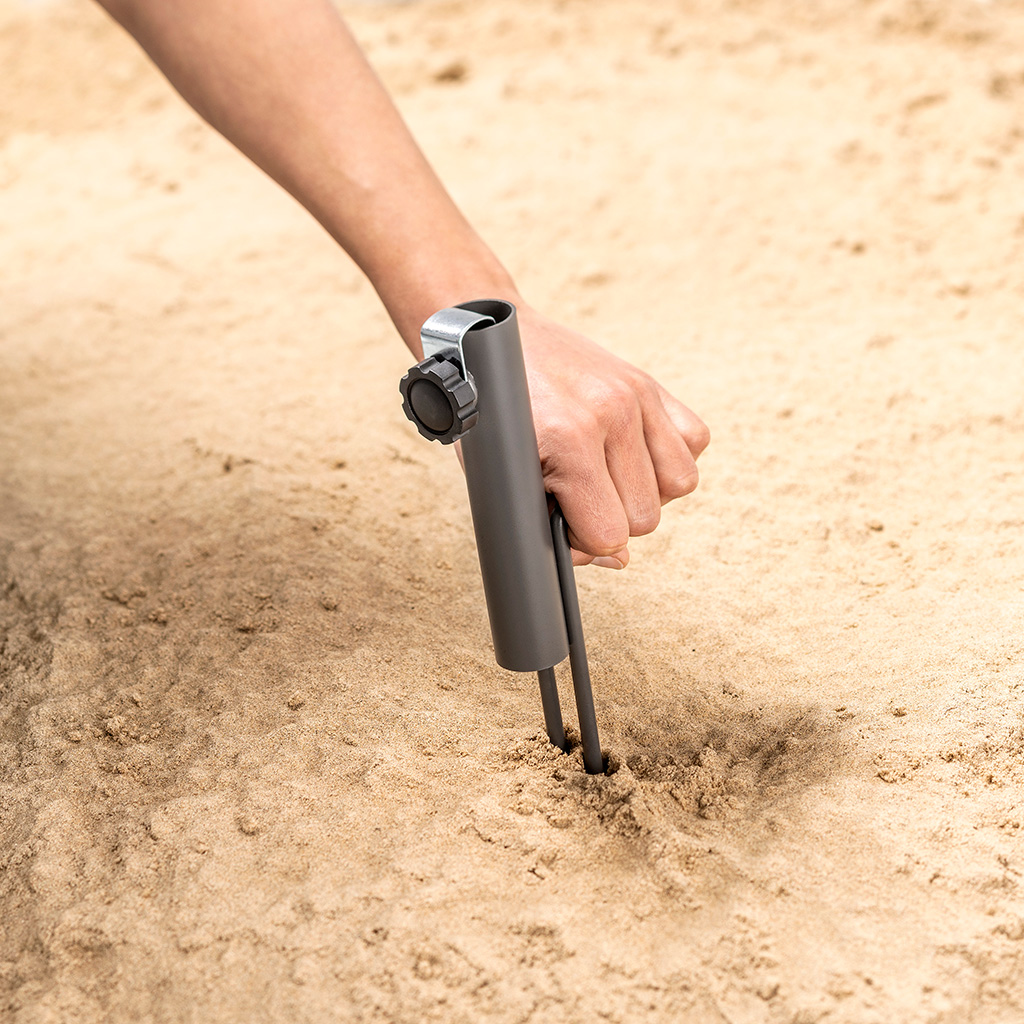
left=2, top=0, right=1024, bottom=1020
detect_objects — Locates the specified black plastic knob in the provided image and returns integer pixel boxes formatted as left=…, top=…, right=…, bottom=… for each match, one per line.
left=399, top=356, right=478, bottom=444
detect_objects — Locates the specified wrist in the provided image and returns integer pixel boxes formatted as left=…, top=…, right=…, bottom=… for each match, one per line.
left=365, top=239, right=523, bottom=357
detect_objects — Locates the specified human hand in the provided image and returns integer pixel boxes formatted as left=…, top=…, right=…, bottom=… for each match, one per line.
left=516, top=304, right=709, bottom=569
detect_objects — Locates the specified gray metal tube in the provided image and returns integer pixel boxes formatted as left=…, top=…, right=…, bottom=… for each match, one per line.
left=457, top=300, right=569, bottom=672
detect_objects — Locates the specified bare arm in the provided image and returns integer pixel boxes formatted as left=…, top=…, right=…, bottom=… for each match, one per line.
left=96, top=0, right=709, bottom=567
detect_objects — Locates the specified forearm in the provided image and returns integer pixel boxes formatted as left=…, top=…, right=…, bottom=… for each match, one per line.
left=96, top=0, right=518, bottom=353
left=97, top=0, right=710, bottom=565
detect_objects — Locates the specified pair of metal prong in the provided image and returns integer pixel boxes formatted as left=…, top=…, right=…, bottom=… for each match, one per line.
left=537, top=504, right=604, bottom=775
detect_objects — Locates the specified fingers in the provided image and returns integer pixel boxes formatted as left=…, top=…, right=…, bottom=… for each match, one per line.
left=545, top=480, right=630, bottom=568
left=544, top=418, right=630, bottom=558
left=593, top=378, right=705, bottom=540
left=516, top=307, right=709, bottom=572
left=640, top=384, right=701, bottom=505
left=603, top=387, right=663, bottom=536
left=540, top=382, right=709, bottom=570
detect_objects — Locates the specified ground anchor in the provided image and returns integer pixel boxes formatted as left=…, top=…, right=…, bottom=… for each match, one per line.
left=401, top=300, right=604, bottom=776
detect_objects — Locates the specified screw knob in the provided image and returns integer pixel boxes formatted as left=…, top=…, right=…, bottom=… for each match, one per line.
left=399, top=356, right=478, bottom=444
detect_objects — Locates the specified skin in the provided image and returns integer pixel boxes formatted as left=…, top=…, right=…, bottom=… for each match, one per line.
left=95, top=0, right=710, bottom=568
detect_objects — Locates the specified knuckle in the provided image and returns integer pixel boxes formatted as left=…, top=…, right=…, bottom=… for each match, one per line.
left=596, top=381, right=640, bottom=434
left=685, top=421, right=711, bottom=457
left=582, top=519, right=629, bottom=557
left=635, top=373, right=662, bottom=402
left=677, top=466, right=700, bottom=496
left=662, top=465, right=700, bottom=499
left=629, top=504, right=661, bottom=537
left=538, top=413, right=589, bottom=455
left=593, top=534, right=629, bottom=557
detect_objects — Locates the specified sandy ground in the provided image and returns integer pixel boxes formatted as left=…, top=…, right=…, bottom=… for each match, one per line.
left=3, top=0, right=1024, bottom=1020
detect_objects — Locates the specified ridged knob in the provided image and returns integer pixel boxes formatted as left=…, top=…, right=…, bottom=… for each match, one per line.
left=399, top=356, right=478, bottom=444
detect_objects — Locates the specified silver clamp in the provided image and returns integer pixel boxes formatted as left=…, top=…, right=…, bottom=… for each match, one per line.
left=420, top=306, right=496, bottom=367
left=400, top=305, right=496, bottom=445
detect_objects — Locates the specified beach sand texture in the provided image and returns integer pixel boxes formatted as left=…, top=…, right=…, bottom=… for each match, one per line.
left=3, top=0, right=1024, bottom=1020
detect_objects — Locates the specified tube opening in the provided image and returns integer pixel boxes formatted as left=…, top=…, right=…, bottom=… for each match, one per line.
left=458, top=299, right=515, bottom=328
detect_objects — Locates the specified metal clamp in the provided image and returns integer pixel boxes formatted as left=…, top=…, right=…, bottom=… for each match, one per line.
left=420, top=306, right=496, bottom=365
left=400, top=307, right=496, bottom=445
